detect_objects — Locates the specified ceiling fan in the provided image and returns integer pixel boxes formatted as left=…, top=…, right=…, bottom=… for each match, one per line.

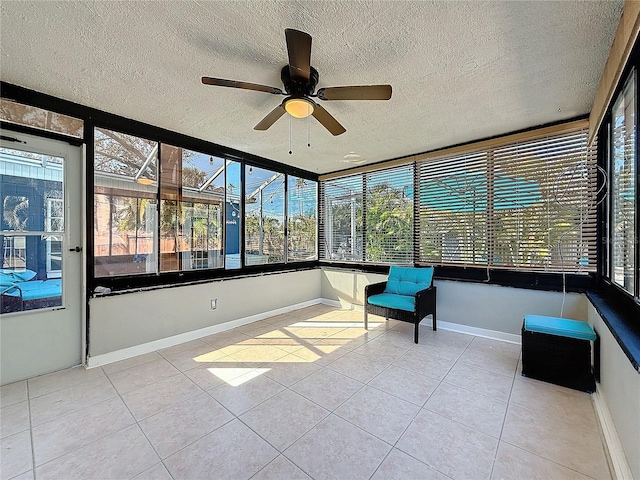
left=201, top=29, right=392, bottom=136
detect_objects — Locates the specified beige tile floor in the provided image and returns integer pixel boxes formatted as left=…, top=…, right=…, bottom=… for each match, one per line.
left=0, top=304, right=612, bottom=480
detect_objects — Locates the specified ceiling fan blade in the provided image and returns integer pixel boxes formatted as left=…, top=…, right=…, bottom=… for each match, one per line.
left=311, top=103, right=346, bottom=136
left=254, top=104, right=286, bottom=131
left=201, top=77, right=283, bottom=95
left=317, top=85, right=392, bottom=101
left=285, top=29, right=312, bottom=83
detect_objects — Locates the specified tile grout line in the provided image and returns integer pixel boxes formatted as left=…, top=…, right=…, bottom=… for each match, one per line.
left=228, top=345, right=381, bottom=477
left=26, top=380, right=36, bottom=480
left=488, top=349, right=522, bottom=480
left=393, top=333, right=509, bottom=480
left=304, top=328, right=462, bottom=479
left=498, top=438, right=604, bottom=480
left=113, top=365, right=246, bottom=477
left=100, top=365, right=179, bottom=479
left=383, top=335, right=471, bottom=480
left=23, top=373, right=127, bottom=474
left=17, top=308, right=609, bottom=480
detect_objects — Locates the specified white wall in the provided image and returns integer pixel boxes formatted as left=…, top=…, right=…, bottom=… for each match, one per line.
left=588, top=304, right=640, bottom=479
left=1, top=309, right=82, bottom=385
left=320, top=268, right=387, bottom=309
left=320, top=267, right=587, bottom=335
left=436, top=280, right=587, bottom=335
left=89, top=269, right=321, bottom=357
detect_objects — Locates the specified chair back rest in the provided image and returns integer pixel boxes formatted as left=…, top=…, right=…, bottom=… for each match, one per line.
left=384, top=266, right=434, bottom=296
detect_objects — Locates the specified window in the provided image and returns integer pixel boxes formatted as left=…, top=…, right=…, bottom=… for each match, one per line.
left=93, top=125, right=317, bottom=282
left=287, top=176, right=318, bottom=262
left=418, top=152, right=488, bottom=265
left=93, top=128, right=158, bottom=277
left=0, top=147, right=64, bottom=311
left=416, top=129, right=597, bottom=272
left=366, top=166, right=413, bottom=264
left=320, top=165, right=413, bottom=264
left=45, top=198, right=63, bottom=278
left=245, top=166, right=285, bottom=265
left=159, top=146, right=225, bottom=272
left=320, top=124, right=597, bottom=273
left=225, top=161, right=242, bottom=270
left=609, top=69, right=637, bottom=297
left=321, top=174, right=363, bottom=261
left=0, top=99, right=83, bottom=138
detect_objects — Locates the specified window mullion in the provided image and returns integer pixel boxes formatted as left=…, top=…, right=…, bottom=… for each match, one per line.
left=362, top=174, right=367, bottom=262
left=284, top=175, right=288, bottom=264
left=155, top=144, right=162, bottom=275
left=636, top=69, right=640, bottom=300
left=413, top=161, right=419, bottom=265
left=486, top=150, right=495, bottom=269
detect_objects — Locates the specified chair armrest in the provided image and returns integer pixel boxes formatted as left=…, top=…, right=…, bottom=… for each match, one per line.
left=415, top=285, right=436, bottom=315
left=365, top=281, right=387, bottom=299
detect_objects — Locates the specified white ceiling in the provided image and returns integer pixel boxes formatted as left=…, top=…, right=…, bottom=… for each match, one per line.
left=0, top=1, right=623, bottom=174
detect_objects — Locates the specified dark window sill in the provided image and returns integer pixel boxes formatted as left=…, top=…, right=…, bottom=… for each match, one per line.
left=586, top=291, right=640, bottom=373
left=319, top=262, right=594, bottom=293
left=91, top=263, right=319, bottom=298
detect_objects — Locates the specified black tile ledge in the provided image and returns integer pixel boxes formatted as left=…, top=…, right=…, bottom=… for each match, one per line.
left=587, top=291, right=640, bottom=373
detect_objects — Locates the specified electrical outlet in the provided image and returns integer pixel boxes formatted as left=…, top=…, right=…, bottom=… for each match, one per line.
left=210, top=298, right=217, bottom=310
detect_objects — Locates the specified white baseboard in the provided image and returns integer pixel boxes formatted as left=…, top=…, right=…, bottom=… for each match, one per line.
left=319, top=298, right=366, bottom=312
left=592, top=389, right=634, bottom=480
left=86, top=298, right=323, bottom=369
left=437, top=321, right=521, bottom=344
left=319, top=298, right=344, bottom=309
left=318, top=298, right=521, bottom=344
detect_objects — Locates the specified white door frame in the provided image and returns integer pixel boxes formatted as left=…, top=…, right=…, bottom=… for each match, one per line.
left=0, top=130, right=86, bottom=384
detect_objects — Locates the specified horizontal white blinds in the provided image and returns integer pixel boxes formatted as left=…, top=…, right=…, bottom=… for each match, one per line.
left=417, top=151, right=488, bottom=266
left=365, top=165, right=413, bottom=264
left=320, top=164, right=414, bottom=264
left=320, top=174, right=364, bottom=262
left=416, top=127, right=598, bottom=272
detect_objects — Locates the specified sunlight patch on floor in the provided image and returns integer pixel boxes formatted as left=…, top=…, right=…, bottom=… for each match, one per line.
left=206, top=367, right=271, bottom=386
left=187, top=311, right=389, bottom=385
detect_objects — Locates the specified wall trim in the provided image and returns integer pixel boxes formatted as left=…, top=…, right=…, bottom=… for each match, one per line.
left=320, top=298, right=343, bottom=309
left=86, top=298, right=322, bottom=368
left=592, top=389, right=634, bottom=480
left=436, top=321, right=521, bottom=344
left=320, top=297, right=522, bottom=344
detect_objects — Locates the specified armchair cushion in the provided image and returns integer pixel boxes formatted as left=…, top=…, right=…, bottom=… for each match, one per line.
left=367, top=293, right=415, bottom=312
left=384, top=266, right=433, bottom=296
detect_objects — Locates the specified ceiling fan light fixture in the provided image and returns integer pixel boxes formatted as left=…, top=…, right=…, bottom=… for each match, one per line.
left=284, top=97, right=314, bottom=118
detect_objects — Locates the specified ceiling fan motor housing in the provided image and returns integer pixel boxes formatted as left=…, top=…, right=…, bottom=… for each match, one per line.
left=281, top=65, right=319, bottom=97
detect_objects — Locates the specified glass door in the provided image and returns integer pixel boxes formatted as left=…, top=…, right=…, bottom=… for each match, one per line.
left=0, top=130, right=83, bottom=385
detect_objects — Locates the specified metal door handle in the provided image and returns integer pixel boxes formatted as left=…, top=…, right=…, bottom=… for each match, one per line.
left=69, top=246, right=82, bottom=252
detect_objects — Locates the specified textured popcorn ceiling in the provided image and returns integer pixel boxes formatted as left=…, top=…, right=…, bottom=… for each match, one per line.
left=0, top=1, right=622, bottom=174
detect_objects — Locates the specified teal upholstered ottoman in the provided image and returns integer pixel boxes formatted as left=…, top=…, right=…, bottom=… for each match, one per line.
left=521, top=315, right=597, bottom=393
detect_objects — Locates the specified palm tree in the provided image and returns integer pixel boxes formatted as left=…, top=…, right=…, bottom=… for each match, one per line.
left=3, top=196, right=29, bottom=230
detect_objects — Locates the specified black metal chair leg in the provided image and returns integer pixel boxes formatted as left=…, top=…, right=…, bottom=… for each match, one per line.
left=364, top=307, right=368, bottom=330
left=414, top=322, right=419, bottom=343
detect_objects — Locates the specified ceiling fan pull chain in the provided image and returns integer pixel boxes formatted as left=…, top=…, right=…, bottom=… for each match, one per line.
left=289, top=115, right=293, bottom=155
left=307, top=114, right=311, bottom=147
